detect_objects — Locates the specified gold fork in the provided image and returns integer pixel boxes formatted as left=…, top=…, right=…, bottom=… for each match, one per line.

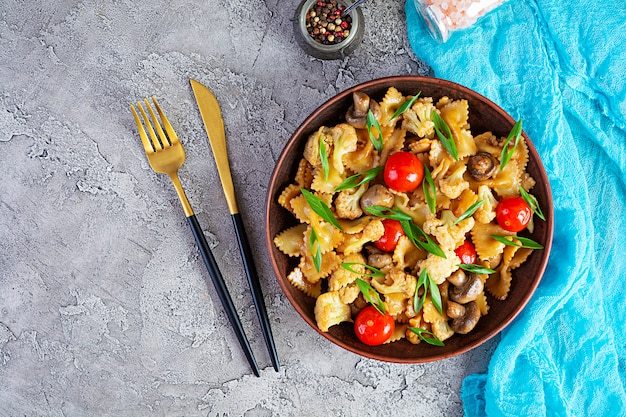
left=130, top=97, right=260, bottom=377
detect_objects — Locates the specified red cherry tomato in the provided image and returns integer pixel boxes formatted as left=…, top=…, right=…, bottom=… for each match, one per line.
left=496, top=196, right=532, bottom=232
left=455, top=239, right=477, bottom=264
left=383, top=152, right=424, bottom=193
left=374, top=219, right=405, bottom=252
left=354, top=305, right=395, bottom=346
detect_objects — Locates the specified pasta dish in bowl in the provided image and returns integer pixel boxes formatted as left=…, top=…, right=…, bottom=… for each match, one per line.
left=265, top=76, right=553, bottom=363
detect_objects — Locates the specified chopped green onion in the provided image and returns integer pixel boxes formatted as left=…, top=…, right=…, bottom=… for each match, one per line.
left=413, top=269, right=442, bottom=316
left=301, top=188, right=342, bottom=230
left=408, top=327, right=445, bottom=346
left=310, top=227, right=322, bottom=272
left=366, top=110, right=383, bottom=154
left=401, top=220, right=446, bottom=258
left=356, top=278, right=386, bottom=315
left=453, top=199, right=485, bottom=225
left=499, top=119, right=523, bottom=170
left=335, top=166, right=384, bottom=192
left=414, top=270, right=427, bottom=313
left=458, top=264, right=496, bottom=274
left=341, top=262, right=385, bottom=278
left=365, top=205, right=414, bottom=222
left=390, top=92, right=421, bottom=121
left=319, top=134, right=329, bottom=181
left=422, top=161, right=437, bottom=214
left=432, top=110, right=458, bottom=161
left=491, top=234, right=544, bottom=249
left=519, top=185, right=546, bottom=221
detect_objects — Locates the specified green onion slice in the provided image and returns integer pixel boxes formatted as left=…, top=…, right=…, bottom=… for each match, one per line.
left=422, top=161, right=437, bottom=214
left=453, top=199, right=485, bottom=225
left=356, top=278, right=386, bottom=315
left=301, top=188, right=342, bottom=231
left=310, top=227, right=322, bottom=272
left=519, top=185, right=546, bottom=221
left=365, top=205, right=414, bottom=222
left=341, top=262, right=385, bottom=278
left=401, top=220, right=446, bottom=258
left=408, top=327, right=445, bottom=346
left=499, top=119, right=523, bottom=170
left=458, top=264, right=496, bottom=274
left=366, top=110, right=383, bottom=154
left=334, top=166, right=383, bottom=192
left=414, top=269, right=442, bottom=316
left=319, top=134, right=329, bottom=181
left=432, top=110, right=458, bottom=161
left=492, top=234, right=544, bottom=249
left=390, top=92, right=421, bottom=121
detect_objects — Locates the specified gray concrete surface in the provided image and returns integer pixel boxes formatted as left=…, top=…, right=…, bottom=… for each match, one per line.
left=0, top=0, right=497, bottom=415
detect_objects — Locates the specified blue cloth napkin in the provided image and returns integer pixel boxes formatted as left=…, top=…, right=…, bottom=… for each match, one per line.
left=405, top=0, right=626, bottom=415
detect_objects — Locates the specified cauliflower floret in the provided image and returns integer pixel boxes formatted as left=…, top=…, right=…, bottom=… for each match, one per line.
left=438, top=164, right=470, bottom=199
left=339, top=218, right=385, bottom=255
left=371, top=268, right=417, bottom=297
left=401, top=97, right=436, bottom=138
left=417, top=248, right=460, bottom=284
left=330, top=123, right=358, bottom=174
left=338, top=283, right=360, bottom=304
left=423, top=210, right=475, bottom=251
left=328, top=253, right=366, bottom=291
left=303, top=126, right=332, bottom=168
left=314, top=291, right=352, bottom=332
left=475, top=185, right=498, bottom=224
left=334, top=183, right=368, bottom=220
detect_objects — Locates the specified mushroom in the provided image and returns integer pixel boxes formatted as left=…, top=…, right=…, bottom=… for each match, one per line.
left=449, top=301, right=481, bottom=334
left=468, top=152, right=496, bottom=180
left=367, top=252, right=393, bottom=270
left=359, top=184, right=394, bottom=212
left=345, top=91, right=382, bottom=129
left=448, top=270, right=484, bottom=304
left=446, top=300, right=466, bottom=319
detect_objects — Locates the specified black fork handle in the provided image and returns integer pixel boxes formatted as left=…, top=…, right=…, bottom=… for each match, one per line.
left=187, top=214, right=260, bottom=377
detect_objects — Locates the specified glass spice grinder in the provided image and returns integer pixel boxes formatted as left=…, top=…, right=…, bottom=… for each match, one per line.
left=293, top=0, right=365, bottom=60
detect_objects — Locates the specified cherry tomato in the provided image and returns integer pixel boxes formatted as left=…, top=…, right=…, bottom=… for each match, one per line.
left=383, top=151, right=424, bottom=193
left=455, top=239, right=477, bottom=264
left=374, top=219, right=405, bottom=252
left=496, top=196, right=532, bottom=232
left=354, top=305, right=395, bottom=346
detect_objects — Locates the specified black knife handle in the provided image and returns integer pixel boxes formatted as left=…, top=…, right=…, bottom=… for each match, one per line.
left=231, top=213, right=280, bottom=372
left=187, top=214, right=260, bottom=377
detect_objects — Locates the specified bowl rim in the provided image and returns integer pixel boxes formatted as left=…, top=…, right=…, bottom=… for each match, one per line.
left=265, top=75, right=554, bottom=363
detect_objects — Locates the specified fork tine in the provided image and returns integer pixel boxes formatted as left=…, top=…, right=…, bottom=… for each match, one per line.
left=136, top=100, right=163, bottom=151
left=144, top=97, right=171, bottom=148
left=152, top=96, right=180, bottom=145
left=130, top=104, right=155, bottom=154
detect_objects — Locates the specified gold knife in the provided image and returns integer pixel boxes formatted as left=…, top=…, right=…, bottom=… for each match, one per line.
left=190, top=78, right=279, bottom=372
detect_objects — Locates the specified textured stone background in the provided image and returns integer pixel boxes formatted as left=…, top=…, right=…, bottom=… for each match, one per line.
left=0, top=0, right=496, bottom=415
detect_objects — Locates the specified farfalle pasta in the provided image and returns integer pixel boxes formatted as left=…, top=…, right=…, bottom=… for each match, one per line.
left=273, top=87, right=544, bottom=346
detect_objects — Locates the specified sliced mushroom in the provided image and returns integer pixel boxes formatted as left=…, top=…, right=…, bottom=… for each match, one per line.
left=360, top=184, right=394, bottom=212
left=346, top=91, right=382, bottom=129
left=468, top=152, right=496, bottom=180
left=449, top=272, right=484, bottom=304
left=450, top=301, right=480, bottom=334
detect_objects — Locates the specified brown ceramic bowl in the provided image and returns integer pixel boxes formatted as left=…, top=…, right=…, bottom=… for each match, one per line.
left=265, top=75, right=553, bottom=363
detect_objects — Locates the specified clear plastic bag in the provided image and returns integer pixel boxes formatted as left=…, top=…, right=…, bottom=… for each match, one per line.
left=414, top=0, right=508, bottom=43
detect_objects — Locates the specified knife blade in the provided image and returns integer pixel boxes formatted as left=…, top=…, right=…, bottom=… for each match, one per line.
left=190, top=78, right=280, bottom=372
